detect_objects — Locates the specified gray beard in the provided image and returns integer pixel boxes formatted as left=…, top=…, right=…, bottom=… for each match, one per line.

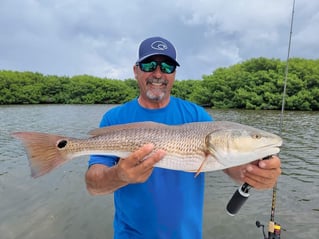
left=146, top=90, right=165, bottom=102
left=145, top=78, right=168, bottom=102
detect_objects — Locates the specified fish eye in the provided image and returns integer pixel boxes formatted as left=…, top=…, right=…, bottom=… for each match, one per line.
left=252, top=134, right=262, bottom=139
left=57, top=139, right=68, bottom=149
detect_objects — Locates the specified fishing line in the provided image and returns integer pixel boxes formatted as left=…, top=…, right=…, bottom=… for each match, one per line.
left=226, top=1, right=296, bottom=238
left=262, top=1, right=295, bottom=238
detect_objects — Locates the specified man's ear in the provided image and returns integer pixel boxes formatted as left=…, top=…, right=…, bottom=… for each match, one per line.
left=133, top=65, right=138, bottom=78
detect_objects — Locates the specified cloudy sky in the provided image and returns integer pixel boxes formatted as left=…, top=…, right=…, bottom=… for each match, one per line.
left=1, top=0, right=318, bottom=80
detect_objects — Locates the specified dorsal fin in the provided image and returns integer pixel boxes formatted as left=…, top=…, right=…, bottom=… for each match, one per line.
left=88, top=121, right=168, bottom=136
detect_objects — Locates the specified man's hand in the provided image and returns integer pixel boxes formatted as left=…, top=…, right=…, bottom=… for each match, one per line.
left=115, top=143, right=166, bottom=184
left=85, top=144, right=166, bottom=195
left=224, top=155, right=281, bottom=189
left=243, top=155, right=281, bottom=189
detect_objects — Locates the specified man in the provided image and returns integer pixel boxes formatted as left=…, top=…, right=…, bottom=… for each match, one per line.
left=85, top=36, right=281, bottom=239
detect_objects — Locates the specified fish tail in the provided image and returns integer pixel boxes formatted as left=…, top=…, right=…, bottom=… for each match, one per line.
left=11, top=132, right=71, bottom=178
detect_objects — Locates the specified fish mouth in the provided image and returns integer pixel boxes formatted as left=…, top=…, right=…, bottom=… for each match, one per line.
left=263, top=139, right=283, bottom=151
left=262, top=146, right=281, bottom=155
left=255, top=139, right=282, bottom=152
left=251, top=144, right=282, bottom=159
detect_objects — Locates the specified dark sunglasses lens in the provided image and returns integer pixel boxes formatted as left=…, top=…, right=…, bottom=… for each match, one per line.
left=160, top=62, right=176, bottom=74
left=139, top=61, right=176, bottom=74
left=140, top=61, right=157, bottom=72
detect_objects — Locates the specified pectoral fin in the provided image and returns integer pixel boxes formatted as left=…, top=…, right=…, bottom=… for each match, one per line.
left=194, top=156, right=209, bottom=177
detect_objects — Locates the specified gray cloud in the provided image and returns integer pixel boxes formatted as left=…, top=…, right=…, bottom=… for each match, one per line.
left=0, top=0, right=318, bottom=80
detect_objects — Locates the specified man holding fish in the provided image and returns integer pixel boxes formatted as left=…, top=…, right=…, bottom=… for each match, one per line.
left=13, top=36, right=282, bottom=238
left=85, top=36, right=282, bottom=239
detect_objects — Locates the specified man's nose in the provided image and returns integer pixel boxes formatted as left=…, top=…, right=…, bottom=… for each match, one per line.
left=152, top=65, right=163, bottom=78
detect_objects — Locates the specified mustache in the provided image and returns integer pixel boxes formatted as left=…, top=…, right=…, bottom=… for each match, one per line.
left=146, top=78, right=168, bottom=85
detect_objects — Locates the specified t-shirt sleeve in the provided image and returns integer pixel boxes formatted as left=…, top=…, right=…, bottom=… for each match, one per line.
left=88, top=155, right=119, bottom=168
left=199, top=108, right=213, bottom=122
left=194, top=103, right=214, bottom=122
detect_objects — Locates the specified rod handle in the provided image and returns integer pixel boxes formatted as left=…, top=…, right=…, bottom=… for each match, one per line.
left=226, top=183, right=251, bottom=216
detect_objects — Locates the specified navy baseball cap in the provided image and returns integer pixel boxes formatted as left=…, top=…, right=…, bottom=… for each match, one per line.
left=136, top=36, right=180, bottom=66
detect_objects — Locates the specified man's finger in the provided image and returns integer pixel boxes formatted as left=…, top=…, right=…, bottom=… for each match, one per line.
left=258, top=155, right=281, bottom=169
left=137, top=150, right=166, bottom=170
left=121, top=143, right=155, bottom=166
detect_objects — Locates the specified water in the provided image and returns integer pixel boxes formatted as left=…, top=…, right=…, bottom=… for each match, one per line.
left=0, top=105, right=318, bottom=239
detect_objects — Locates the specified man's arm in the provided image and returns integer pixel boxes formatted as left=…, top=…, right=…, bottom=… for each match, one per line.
left=223, top=155, right=281, bottom=189
left=85, top=144, right=166, bottom=195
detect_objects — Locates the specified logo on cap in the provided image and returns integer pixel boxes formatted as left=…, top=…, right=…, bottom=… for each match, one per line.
left=151, top=41, right=168, bottom=51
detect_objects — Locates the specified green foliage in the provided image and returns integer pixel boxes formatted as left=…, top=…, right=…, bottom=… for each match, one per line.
left=193, top=57, right=319, bottom=110
left=172, top=80, right=198, bottom=100
left=1, top=57, right=318, bottom=110
left=0, top=71, right=138, bottom=104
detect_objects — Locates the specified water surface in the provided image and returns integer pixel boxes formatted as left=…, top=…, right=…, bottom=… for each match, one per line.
left=0, top=105, right=318, bottom=239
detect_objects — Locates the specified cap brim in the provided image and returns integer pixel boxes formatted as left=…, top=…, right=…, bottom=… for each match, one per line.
left=136, top=53, right=180, bottom=66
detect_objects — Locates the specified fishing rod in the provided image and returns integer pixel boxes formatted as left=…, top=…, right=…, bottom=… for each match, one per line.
left=226, top=1, right=296, bottom=238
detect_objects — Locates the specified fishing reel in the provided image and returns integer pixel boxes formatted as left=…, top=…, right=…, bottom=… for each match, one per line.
left=256, top=220, right=281, bottom=239
left=225, top=174, right=284, bottom=239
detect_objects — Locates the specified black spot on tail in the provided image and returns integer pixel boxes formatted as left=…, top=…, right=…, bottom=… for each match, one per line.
left=57, top=139, right=68, bottom=149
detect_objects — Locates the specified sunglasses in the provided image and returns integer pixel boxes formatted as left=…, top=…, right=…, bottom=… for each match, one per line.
left=137, top=60, right=176, bottom=74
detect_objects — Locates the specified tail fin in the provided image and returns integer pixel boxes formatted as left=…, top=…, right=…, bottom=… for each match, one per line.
left=11, top=132, right=70, bottom=178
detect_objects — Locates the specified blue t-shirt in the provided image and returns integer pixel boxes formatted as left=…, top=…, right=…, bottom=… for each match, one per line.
left=89, top=96, right=213, bottom=239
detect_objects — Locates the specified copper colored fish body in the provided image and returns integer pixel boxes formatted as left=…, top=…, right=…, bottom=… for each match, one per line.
left=12, top=121, right=283, bottom=178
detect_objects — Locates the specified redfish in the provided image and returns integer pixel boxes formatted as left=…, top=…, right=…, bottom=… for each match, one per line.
left=12, top=121, right=282, bottom=178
